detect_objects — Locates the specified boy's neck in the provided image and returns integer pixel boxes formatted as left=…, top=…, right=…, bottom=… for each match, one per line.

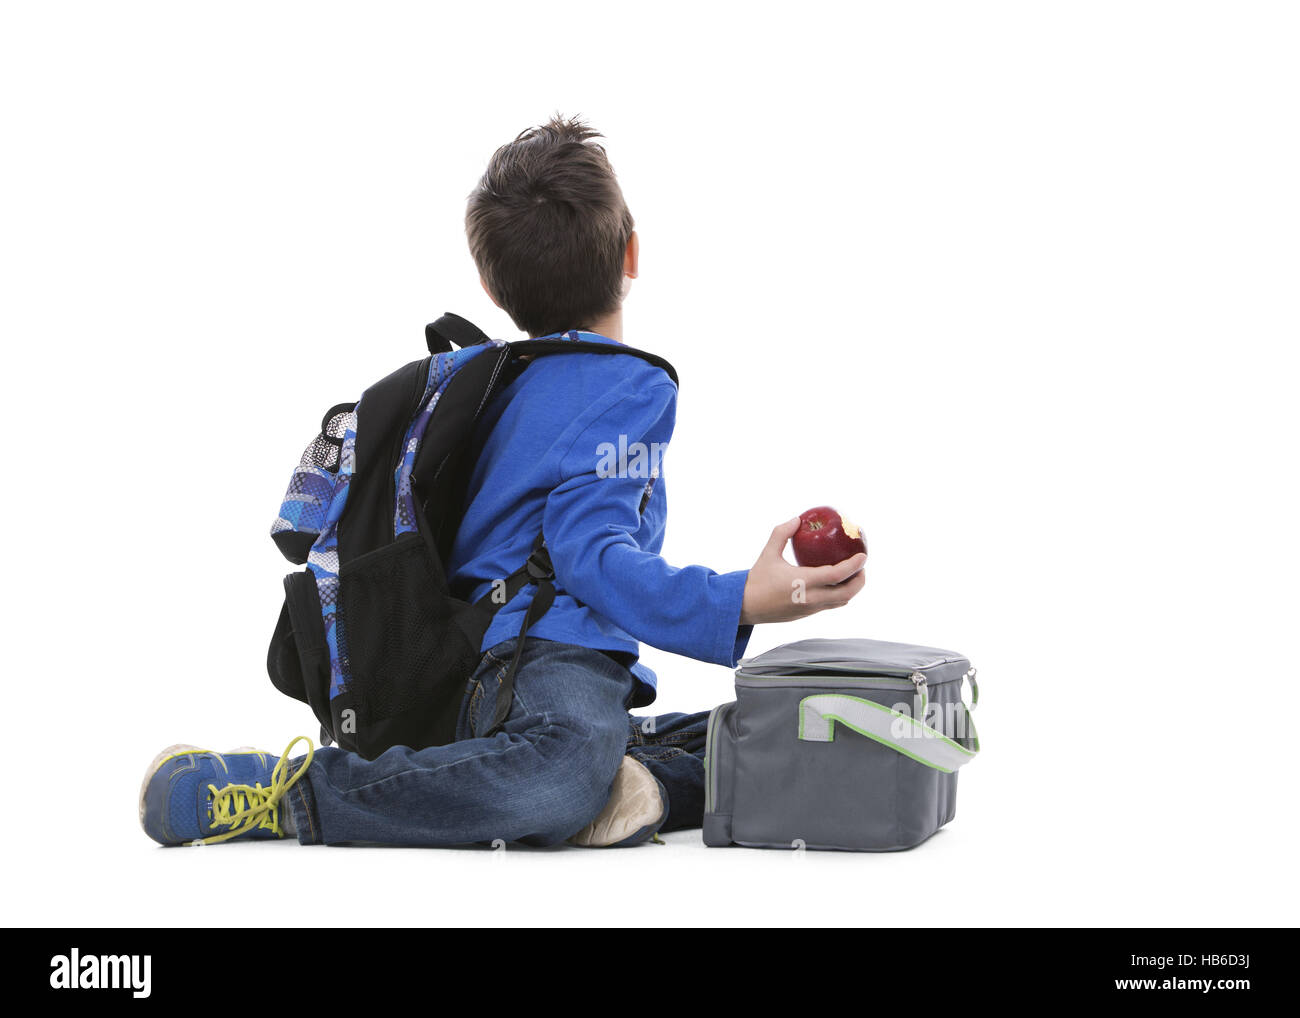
left=541, top=309, right=622, bottom=344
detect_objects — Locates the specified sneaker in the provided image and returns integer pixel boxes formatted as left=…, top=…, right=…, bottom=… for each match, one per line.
left=569, top=755, right=667, bottom=848
left=139, top=736, right=314, bottom=846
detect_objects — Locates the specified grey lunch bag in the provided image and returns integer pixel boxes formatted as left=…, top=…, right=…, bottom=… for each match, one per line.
left=702, top=638, right=980, bottom=851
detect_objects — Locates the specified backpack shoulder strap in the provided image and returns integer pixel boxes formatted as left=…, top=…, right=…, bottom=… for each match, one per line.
left=509, top=339, right=678, bottom=386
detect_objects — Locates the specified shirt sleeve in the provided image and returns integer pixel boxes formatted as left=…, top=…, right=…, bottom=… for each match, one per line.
left=542, top=379, right=753, bottom=667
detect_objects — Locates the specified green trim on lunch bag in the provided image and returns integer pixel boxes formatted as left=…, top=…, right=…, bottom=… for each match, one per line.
left=797, top=693, right=979, bottom=773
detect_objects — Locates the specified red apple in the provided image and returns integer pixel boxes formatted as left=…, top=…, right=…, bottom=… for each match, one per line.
left=791, top=506, right=867, bottom=567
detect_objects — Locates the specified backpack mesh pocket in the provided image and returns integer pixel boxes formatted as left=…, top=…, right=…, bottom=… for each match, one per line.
left=338, top=533, right=480, bottom=752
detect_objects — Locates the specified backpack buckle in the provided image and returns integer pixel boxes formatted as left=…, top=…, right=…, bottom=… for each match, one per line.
left=525, top=546, right=554, bottom=582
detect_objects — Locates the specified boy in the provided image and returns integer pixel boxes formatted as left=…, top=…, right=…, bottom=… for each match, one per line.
left=140, top=116, right=866, bottom=849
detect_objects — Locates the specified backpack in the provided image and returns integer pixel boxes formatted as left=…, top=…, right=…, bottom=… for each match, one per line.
left=265, top=313, right=678, bottom=759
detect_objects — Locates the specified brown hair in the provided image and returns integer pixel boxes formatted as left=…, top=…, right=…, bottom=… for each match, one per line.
left=466, top=115, right=634, bottom=337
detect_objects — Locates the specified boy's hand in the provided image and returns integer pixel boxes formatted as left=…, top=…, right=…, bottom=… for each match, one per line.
left=739, top=517, right=868, bottom=625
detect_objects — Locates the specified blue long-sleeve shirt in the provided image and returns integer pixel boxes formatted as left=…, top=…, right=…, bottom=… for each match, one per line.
left=445, top=330, right=753, bottom=706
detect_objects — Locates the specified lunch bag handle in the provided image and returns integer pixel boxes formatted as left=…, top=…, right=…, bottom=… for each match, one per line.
left=797, top=672, right=980, bottom=773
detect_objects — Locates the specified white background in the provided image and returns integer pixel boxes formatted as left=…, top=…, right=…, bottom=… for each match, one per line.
left=2, top=0, right=1296, bottom=927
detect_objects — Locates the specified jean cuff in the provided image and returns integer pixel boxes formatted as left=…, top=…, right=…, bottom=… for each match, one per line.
left=285, top=755, right=323, bottom=845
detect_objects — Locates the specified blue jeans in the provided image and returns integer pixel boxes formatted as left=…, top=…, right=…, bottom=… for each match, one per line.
left=284, top=637, right=710, bottom=846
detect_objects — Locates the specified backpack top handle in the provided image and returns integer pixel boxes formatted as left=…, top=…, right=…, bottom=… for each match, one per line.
left=425, top=312, right=492, bottom=353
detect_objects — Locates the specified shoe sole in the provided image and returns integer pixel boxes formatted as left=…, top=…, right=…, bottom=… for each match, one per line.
left=137, top=744, right=262, bottom=830
left=569, top=756, right=666, bottom=847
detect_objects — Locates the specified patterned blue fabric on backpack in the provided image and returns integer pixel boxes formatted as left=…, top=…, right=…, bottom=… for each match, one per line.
left=394, top=342, right=504, bottom=537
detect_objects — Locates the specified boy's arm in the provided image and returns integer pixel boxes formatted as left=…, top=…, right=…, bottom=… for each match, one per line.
left=541, top=380, right=753, bottom=667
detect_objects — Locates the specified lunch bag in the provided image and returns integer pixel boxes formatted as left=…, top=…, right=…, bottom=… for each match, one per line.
left=703, top=638, right=980, bottom=851
left=265, top=312, right=677, bottom=759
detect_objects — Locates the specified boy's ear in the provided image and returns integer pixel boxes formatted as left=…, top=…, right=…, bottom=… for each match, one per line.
left=624, top=231, right=639, bottom=280
left=479, top=276, right=501, bottom=308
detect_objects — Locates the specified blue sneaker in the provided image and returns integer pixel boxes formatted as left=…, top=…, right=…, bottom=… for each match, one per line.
left=139, top=737, right=314, bottom=846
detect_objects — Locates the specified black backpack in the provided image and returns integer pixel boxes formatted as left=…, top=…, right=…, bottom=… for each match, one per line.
left=266, top=313, right=677, bottom=759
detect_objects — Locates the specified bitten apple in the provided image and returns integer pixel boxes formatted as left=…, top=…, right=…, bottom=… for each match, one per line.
left=791, top=506, right=867, bottom=567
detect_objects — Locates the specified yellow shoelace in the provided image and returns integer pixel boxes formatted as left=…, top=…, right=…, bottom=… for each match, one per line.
left=203, top=736, right=315, bottom=844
